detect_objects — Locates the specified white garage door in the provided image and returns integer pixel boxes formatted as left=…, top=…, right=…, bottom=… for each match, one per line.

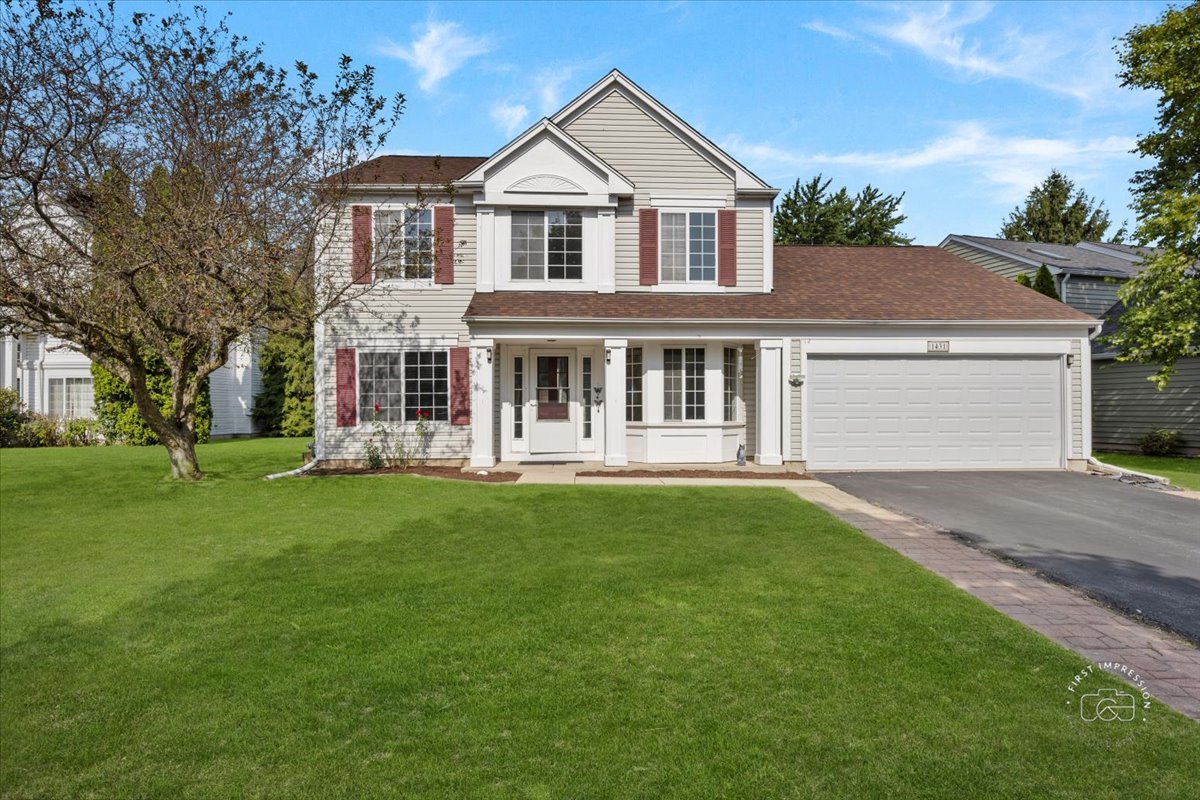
left=807, top=356, right=1063, bottom=470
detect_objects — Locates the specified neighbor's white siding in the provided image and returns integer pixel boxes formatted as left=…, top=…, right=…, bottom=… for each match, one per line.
left=209, top=337, right=261, bottom=437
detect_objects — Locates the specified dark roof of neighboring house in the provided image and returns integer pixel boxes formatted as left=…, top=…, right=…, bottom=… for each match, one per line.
left=465, top=245, right=1095, bottom=323
left=339, top=155, right=489, bottom=186
left=947, top=235, right=1147, bottom=278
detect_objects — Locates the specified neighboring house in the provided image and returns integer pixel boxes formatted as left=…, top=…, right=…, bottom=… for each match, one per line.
left=941, top=235, right=1197, bottom=454
left=0, top=332, right=262, bottom=437
left=1090, top=304, right=1199, bottom=455
left=313, top=70, right=1097, bottom=472
left=938, top=235, right=1152, bottom=317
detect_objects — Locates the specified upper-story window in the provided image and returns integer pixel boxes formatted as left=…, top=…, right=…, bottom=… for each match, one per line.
left=512, top=210, right=583, bottom=280
left=375, top=208, right=433, bottom=280
left=661, top=211, right=716, bottom=283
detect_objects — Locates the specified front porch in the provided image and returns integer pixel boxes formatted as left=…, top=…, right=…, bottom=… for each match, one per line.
left=468, top=336, right=786, bottom=468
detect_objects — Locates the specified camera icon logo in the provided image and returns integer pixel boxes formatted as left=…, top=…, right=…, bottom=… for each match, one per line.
left=1080, top=688, right=1136, bottom=722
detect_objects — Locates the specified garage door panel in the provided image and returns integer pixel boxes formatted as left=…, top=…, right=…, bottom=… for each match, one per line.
left=807, top=356, right=1063, bottom=470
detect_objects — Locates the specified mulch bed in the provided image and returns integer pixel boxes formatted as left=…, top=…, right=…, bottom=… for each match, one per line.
left=308, top=465, right=521, bottom=483
left=575, top=469, right=812, bottom=480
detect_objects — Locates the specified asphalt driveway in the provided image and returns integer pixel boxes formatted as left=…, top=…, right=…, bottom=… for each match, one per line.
left=817, top=471, right=1200, bottom=641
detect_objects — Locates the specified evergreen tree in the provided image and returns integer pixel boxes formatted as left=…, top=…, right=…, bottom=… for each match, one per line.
left=253, top=329, right=315, bottom=437
left=1031, top=265, right=1060, bottom=300
left=1000, top=170, right=1112, bottom=244
left=774, top=175, right=912, bottom=245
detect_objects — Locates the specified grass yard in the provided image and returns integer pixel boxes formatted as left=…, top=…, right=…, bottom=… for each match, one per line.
left=1, top=440, right=1198, bottom=798
left=1095, top=452, right=1200, bottom=491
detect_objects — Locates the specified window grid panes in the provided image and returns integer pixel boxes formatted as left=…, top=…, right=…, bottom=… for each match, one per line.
left=511, top=211, right=545, bottom=280
left=358, top=352, right=405, bottom=423
left=404, top=351, right=449, bottom=422
left=626, top=347, right=643, bottom=422
left=723, top=346, right=738, bottom=423
left=685, top=347, right=706, bottom=420
left=375, top=208, right=433, bottom=280
left=47, top=377, right=93, bottom=419
left=513, top=356, right=524, bottom=439
left=689, top=213, right=716, bottom=282
left=547, top=210, right=583, bottom=280
left=581, top=356, right=593, bottom=439
left=660, top=213, right=687, bottom=282
left=663, top=348, right=683, bottom=421
left=359, top=351, right=448, bottom=424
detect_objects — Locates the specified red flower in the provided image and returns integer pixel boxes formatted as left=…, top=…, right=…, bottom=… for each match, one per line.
left=373, top=403, right=381, bottom=413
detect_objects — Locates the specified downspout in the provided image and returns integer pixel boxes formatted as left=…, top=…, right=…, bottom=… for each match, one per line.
left=265, top=459, right=319, bottom=480
left=1059, top=272, right=1070, bottom=305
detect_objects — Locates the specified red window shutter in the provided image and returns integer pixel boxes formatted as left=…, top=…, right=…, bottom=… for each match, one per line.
left=351, top=205, right=373, bottom=284
left=638, top=208, right=659, bottom=286
left=718, top=209, right=737, bottom=287
left=335, top=348, right=357, bottom=427
left=449, top=346, right=470, bottom=425
left=434, top=205, right=455, bottom=284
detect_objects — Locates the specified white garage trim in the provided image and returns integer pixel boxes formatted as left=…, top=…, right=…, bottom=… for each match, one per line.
left=806, top=355, right=1065, bottom=471
left=803, top=338, right=1071, bottom=355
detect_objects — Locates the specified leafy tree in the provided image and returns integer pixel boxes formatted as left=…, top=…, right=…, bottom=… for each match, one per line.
left=92, top=357, right=212, bottom=446
left=0, top=1, right=403, bottom=478
left=1106, top=3, right=1200, bottom=388
left=1014, top=273, right=1033, bottom=288
left=774, top=175, right=912, bottom=245
left=1031, top=265, right=1060, bottom=300
left=253, top=329, right=314, bottom=437
left=1000, top=170, right=1112, bottom=244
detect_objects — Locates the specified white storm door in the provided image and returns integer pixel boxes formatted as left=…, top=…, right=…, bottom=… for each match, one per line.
left=530, top=351, right=576, bottom=454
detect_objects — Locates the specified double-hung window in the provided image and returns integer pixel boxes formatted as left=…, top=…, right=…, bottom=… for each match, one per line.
left=723, top=347, right=738, bottom=422
left=512, top=210, right=583, bottom=280
left=375, top=208, right=434, bottom=280
left=358, top=351, right=448, bottom=423
left=664, top=347, right=705, bottom=421
left=626, top=347, right=643, bottom=422
left=660, top=212, right=716, bottom=283
left=47, top=377, right=93, bottom=418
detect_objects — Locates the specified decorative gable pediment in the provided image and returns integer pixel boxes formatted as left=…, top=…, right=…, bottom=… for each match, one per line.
left=506, top=174, right=586, bottom=194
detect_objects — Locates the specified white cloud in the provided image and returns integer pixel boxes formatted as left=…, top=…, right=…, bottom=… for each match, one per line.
left=533, top=67, right=575, bottom=115
left=722, top=123, right=1136, bottom=202
left=819, top=2, right=1123, bottom=104
left=490, top=101, right=529, bottom=137
left=378, top=21, right=491, bottom=92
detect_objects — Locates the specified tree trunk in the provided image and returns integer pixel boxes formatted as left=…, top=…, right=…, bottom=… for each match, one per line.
left=163, top=430, right=203, bottom=481
left=126, top=363, right=204, bottom=481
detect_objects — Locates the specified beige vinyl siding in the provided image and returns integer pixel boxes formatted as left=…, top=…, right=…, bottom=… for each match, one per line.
left=943, top=241, right=1031, bottom=280
left=318, top=198, right=476, bottom=462
left=789, top=340, right=803, bottom=462
left=562, top=89, right=765, bottom=292
left=1063, top=276, right=1120, bottom=318
left=1093, top=356, right=1200, bottom=454
left=1070, top=340, right=1083, bottom=457
left=743, top=345, right=756, bottom=456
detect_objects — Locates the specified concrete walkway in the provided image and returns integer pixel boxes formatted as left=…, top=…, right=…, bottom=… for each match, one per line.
left=509, top=466, right=1200, bottom=720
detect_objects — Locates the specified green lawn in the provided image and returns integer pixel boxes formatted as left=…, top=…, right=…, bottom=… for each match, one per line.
left=1095, top=452, right=1200, bottom=491
left=1, top=441, right=1197, bottom=799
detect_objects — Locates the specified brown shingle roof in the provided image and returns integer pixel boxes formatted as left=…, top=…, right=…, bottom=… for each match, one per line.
left=341, top=155, right=488, bottom=186
left=465, top=245, right=1095, bottom=322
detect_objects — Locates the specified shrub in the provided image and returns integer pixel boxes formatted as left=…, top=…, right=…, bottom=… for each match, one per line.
left=1032, top=265, right=1060, bottom=300
left=1138, top=428, right=1185, bottom=456
left=20, top=414, right=63, bottom=447
left=92, top=355, right=211, bottom=445
left=0, top=387, right=30, bottom=447
left=61, top=417, right=103, bottom=446
left=1015, top=273, right=1033, bottom=288
left=253, top=329, right=314, bottom=437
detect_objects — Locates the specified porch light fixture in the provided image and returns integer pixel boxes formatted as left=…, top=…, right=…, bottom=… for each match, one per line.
left=605, top=347, right=612, bottom=365
left=486, top=347, right=493, bottom=365
left=1066, top=354, right=1074, bottom=368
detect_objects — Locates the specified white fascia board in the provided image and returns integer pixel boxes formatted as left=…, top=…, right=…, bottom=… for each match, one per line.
left=550, top=70, right=776, bottom=194
left=459, top=119, right=634, bottom=195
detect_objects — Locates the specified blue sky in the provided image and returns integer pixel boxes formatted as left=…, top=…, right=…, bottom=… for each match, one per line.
left=152, top=0, right=1165, bottom=244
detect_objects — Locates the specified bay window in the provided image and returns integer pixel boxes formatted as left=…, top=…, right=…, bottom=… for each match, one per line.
left=664, top=347, right=705, bottom=421
left=660, top=211, right=716, bottom=283
left=47, top=377, right=93, bottom=418
left=626, top=347, right=643, bottom=422
left=512, top=210, right=582, bottom=280
left=723, top=347, right=738, bottom=422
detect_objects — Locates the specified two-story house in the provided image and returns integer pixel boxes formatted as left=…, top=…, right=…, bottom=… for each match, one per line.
left=314, top=70, right=1098, bottom=472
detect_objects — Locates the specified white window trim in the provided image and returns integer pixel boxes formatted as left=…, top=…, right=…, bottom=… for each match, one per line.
left=372, top=204, right=442, bottom=288
left=659, top=209, right=719, bottom=286
left=509, top=208, right=585, bottom=284
left=355, top=347, right=452, bottom=429
left=493, top=208, right=600, bottom=292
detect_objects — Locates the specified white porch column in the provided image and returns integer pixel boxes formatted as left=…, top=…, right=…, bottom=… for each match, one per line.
left=470, top=338, right=496, bottom=468
left=755, top=338, right=783, bottom=466
left=603, top=338, right=628, bottom=466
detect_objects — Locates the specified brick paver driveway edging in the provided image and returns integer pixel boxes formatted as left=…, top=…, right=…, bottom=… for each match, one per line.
left=788, top=482, right=1200, bottom=721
